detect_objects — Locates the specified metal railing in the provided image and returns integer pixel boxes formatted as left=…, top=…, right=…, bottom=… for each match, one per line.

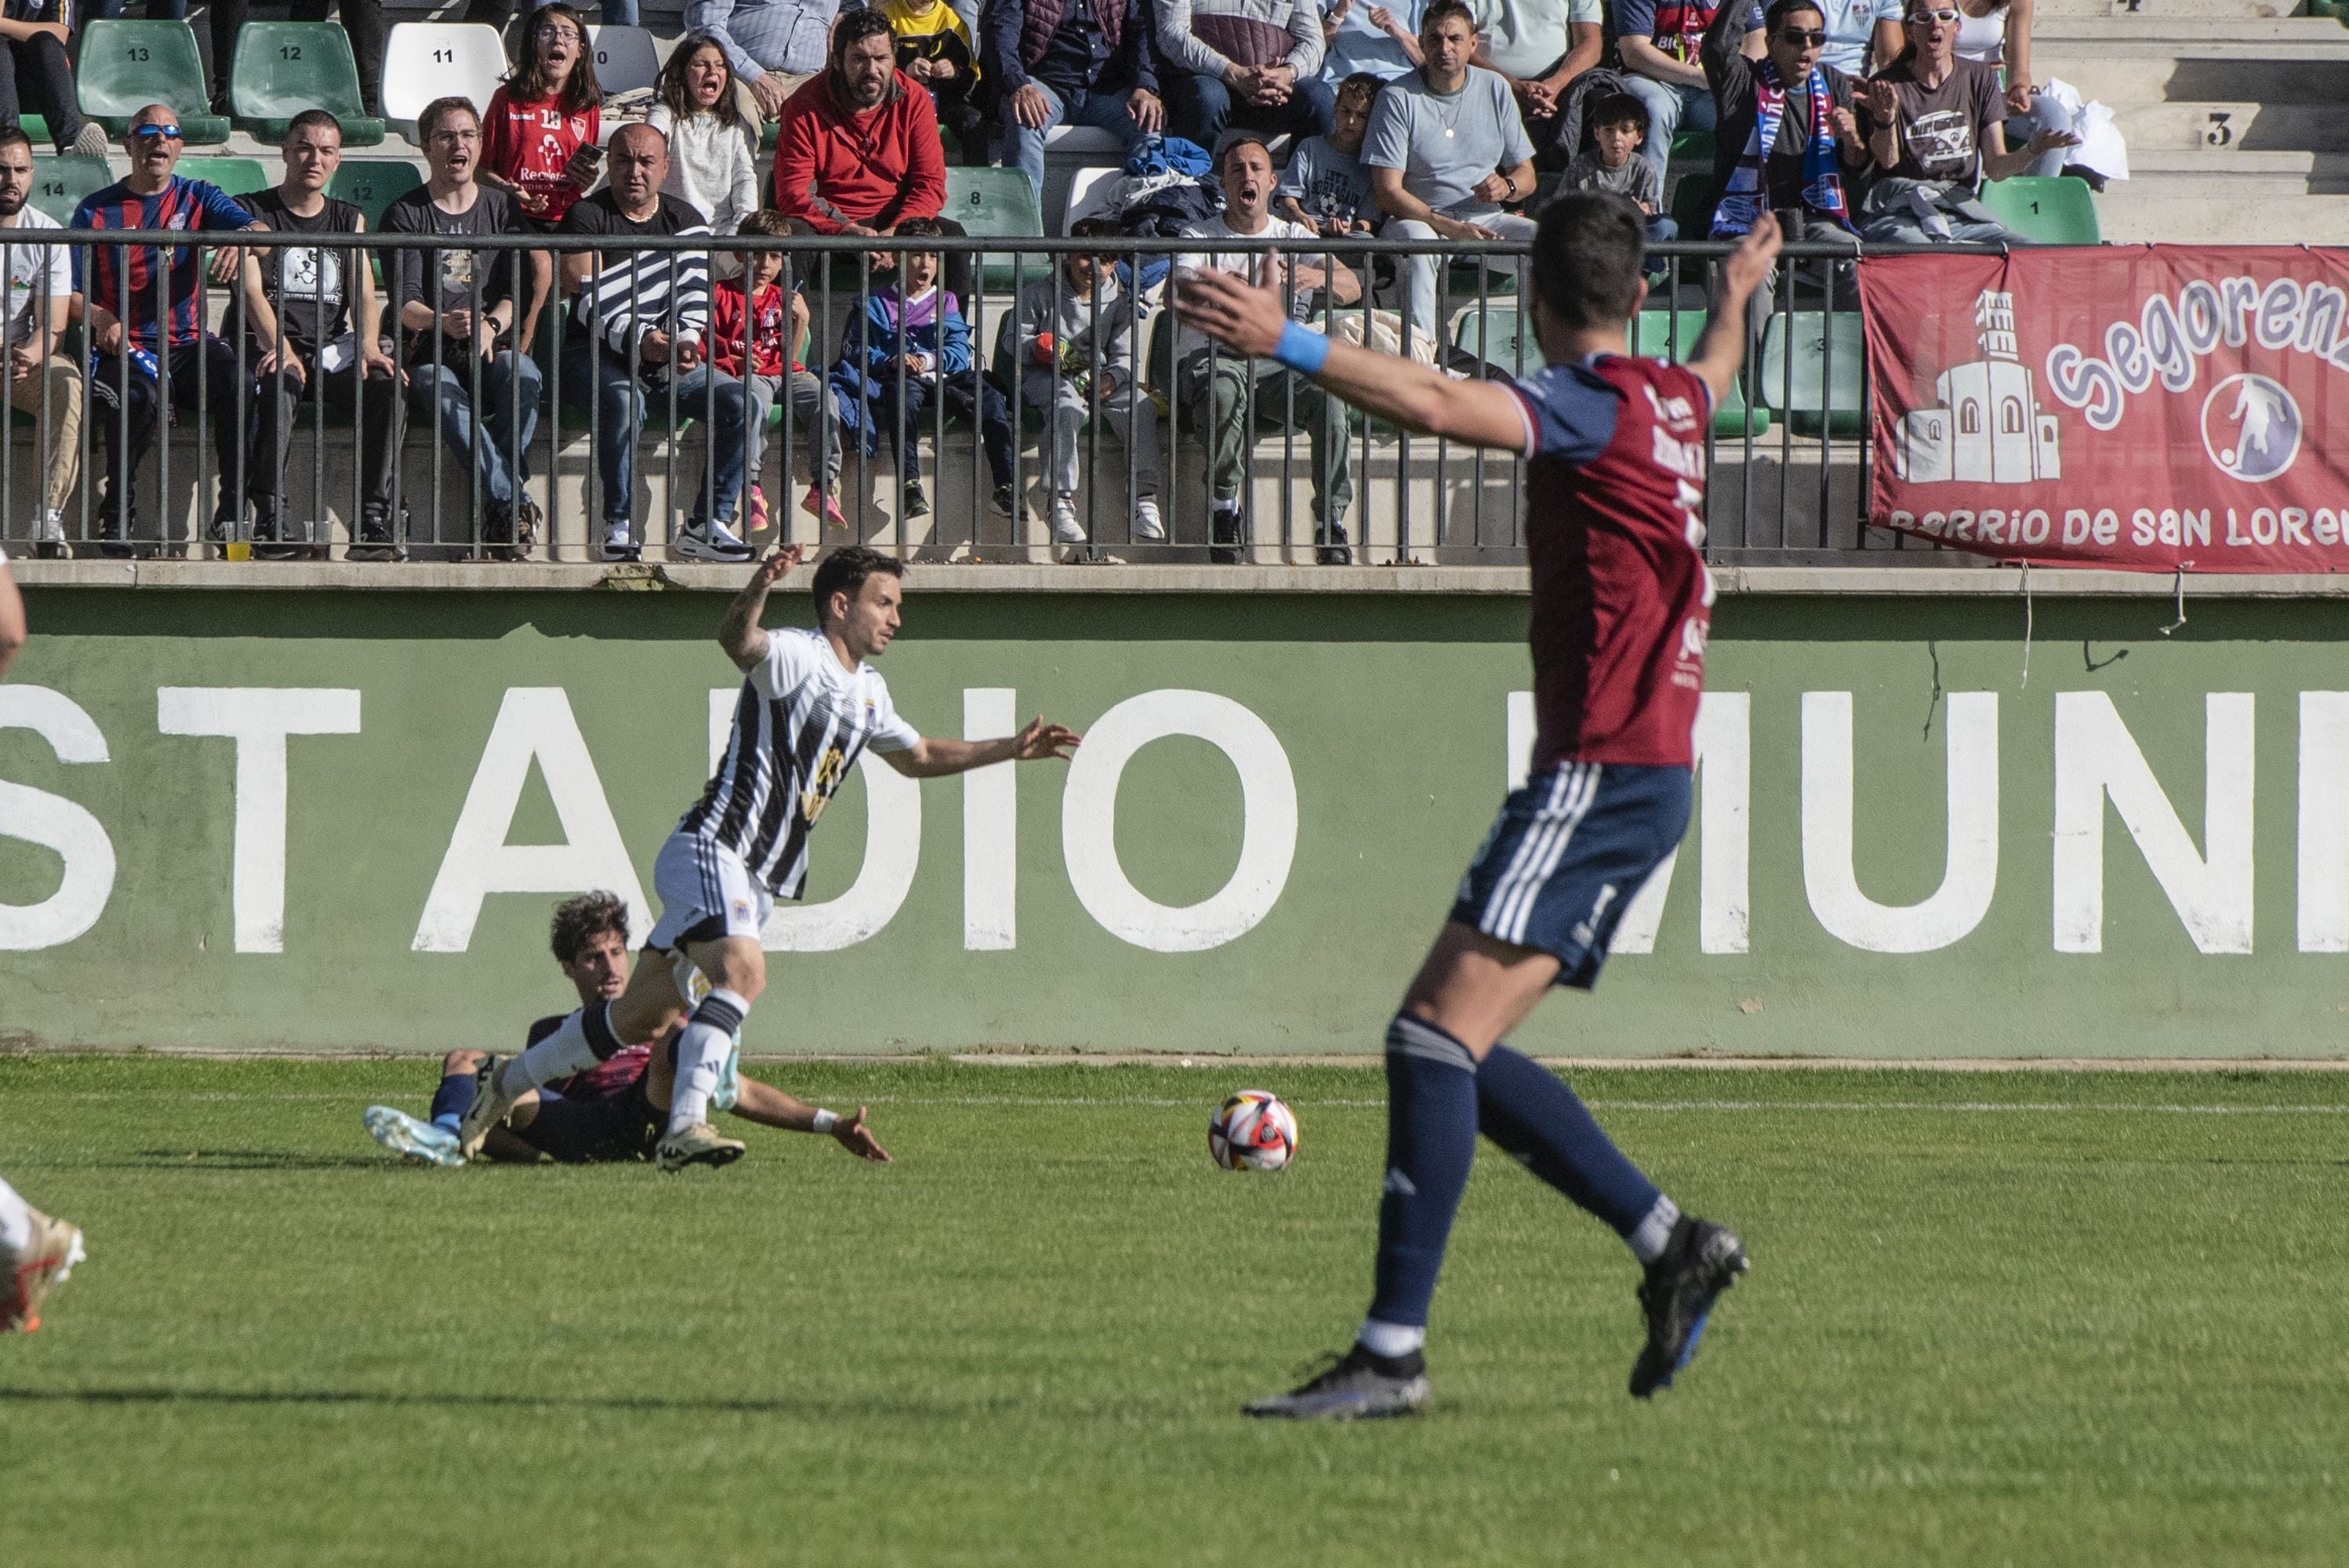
left=0, top=227, right=1992, bottom=568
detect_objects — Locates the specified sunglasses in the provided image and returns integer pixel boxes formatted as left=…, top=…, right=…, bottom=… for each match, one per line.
left=1776, top=27, right=1828, bottom=44
left=129, top=124, right=182, bottom=141
left=1905, top=8, right=1959, bottom=20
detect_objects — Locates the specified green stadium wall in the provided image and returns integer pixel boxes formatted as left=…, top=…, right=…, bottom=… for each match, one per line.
left=4, top=579, right=2347, bottom=1059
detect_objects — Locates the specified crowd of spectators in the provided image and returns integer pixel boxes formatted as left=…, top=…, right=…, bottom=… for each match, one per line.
left=0, top=0, right=2086, bottom=564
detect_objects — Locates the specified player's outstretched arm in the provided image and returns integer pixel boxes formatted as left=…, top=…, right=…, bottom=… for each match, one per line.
left=1174, top=260, right=1530, bottom=452
left=717, top=545, right=806, bottom=672
left=884, top=716, right=1080, bottom=779
left=1685, top=217, right=1784, bottom=412
left=729, top=1076, right=892, bottom=1162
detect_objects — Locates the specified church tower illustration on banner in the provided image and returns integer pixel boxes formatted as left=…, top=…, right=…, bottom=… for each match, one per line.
left=1896, top=289, right=2062, bottom=484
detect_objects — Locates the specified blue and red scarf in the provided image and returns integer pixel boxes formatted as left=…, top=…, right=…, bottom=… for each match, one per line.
left=1712, top=62, right=1852, bottom=237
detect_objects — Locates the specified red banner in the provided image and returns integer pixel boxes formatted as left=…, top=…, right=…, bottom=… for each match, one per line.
left=1858, top=247, right=2349, bottom=570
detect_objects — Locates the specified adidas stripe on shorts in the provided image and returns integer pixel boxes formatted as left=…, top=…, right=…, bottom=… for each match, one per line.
left=1448, top=762, right=1692, bottom=989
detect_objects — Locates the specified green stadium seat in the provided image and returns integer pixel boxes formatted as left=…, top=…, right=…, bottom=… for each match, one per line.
left=1757, top=310, right=1864, bottom=437
left=19, top=114, right=46, bottom=147
left=177, top=158, right=270, bottom=201
left=231, top=24, right=387, bottom=147
left=27, top=155, right=113, bottom=224
left=1636, top=309, right=1768, bottom=436
left=1669, top=172, right=1715, bottom=241
left=328, top=158, right=423, bottom=230
left=1977, top=175, right=2100, bottom=245
left=76, top=20, right=231, bottom=144
left=943, top=165, right=1043, bottom=290
left=1668, top=129, right=1715, bottom=169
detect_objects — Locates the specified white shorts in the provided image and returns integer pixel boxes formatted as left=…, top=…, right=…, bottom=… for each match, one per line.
left=646, top=831, right=774, bottom=952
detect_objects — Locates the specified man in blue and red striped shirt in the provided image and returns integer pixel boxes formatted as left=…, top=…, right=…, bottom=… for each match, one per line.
left=71, top=103, right=263, bottom=557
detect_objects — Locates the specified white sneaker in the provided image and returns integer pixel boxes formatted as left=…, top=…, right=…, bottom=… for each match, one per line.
left=673, top=516, right=753, bottom=562
left=71, top=122, right=109, bottom=158
left=1051, top=494, right=1087, bottom=546
left=363, top=1106, right=467, bottom=1168
left=1134, top=496, right=1165, bottom=543
left=598, top=523, right=638, bottom=562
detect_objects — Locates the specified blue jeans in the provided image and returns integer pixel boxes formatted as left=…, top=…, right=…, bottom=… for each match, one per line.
left=1165, top=71, right=1335, bottom=150
left=564, top=337, right=750, bottom=533
left=1621, top=77, right=1715, bottom=187
left=405, top=351, right=541, bottom=512
left=1003, top=79, right=1152, bottom=207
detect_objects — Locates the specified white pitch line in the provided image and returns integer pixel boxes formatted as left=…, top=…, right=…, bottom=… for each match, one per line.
left=11, top=1093, right=2349, bottom=1115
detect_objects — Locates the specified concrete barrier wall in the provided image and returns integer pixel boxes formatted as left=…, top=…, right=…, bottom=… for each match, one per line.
left=5, top=565, right=2347, bottom=1058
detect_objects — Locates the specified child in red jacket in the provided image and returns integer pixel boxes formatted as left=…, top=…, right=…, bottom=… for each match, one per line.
left=710, top=212, right=841, bottom=532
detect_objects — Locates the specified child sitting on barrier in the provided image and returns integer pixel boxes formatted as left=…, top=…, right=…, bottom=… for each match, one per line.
left=713, top=212, right=840, bottom=535
left=1011, top=216, right=1164, bottom=557
left=828, top=216, right=1015, bottom=524
left=1560, top=93, right=1676, bottom=245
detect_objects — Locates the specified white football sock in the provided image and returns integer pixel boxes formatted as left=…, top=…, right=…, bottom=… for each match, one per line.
left=0, top=1176, right=32, bottom=1251
left=503, top=1008, right=604, bottom=1096
left=1628, top=1194, right=1682, bottom=1264
left=1356, top=1318, right=1426, bottom=1359
left=666, top=989, right=749, bottom=1135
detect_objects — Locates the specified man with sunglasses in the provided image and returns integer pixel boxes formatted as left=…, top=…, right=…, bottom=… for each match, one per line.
left=1699, top=0, right=1868, bottom=329
left=1852, top=2, right=2077, bottom=242
left=70, top=104, right=266, bottom=558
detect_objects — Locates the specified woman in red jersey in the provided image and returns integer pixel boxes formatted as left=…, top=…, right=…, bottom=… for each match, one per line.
left=481, top=2, right=604, bottom=347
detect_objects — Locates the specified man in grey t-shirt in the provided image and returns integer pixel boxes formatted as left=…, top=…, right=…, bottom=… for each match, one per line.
left=1361, top=0, right=1537, bottom=339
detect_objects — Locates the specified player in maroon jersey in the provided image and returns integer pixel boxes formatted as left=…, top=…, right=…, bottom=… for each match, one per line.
left=1176, top=191, right=1781, bottom=1419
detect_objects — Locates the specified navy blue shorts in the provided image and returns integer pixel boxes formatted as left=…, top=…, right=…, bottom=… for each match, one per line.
left=1448, top=761, right=1692, bottom=989
left=517, top=1079, right=660, bottom=1164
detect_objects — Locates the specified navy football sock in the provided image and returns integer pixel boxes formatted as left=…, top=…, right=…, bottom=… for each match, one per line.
left=428, top=1073, right=474, bottom=1134
left=1476, top=1044, right=1677, bottom=1258
left=1363, top=1015, right=1483, bottom=1344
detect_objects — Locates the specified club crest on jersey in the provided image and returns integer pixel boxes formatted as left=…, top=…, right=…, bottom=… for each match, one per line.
left=800, top=746, right=848, bottom=825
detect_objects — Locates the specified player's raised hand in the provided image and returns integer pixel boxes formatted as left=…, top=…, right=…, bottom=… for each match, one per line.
left=831, top=1105, right=891, bottom=1163
left=752, top=543, right=803, bottom=588
left=1722, top=212, right=1783, bottom=299
left=1174, top=260, right=1288, bottom=360
left=1013, top=717, right=1080, bottom=760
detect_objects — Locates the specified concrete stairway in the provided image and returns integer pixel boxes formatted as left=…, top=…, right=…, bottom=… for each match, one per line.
left=2031, top=0, right=2349, bottom=241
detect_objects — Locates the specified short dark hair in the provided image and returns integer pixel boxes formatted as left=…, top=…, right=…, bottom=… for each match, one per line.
left=831, top=5, right=896, bottom=68
left=738, top=208, right=794, bottom=239
left=1069, top=215, right=1121, bottom=242
left=1532, top=191, right=1646, bottom=332
left=811, top=546, right=905, bottom=622
left=285, top=109, right=342, bottom=144
left=1421, top=0, right=1476, bottom=31
left=1216, top=129, right=1273, bottom=175
left=550, top=891, right=629, bottom=965
left=896, top=215, right=948, bottom=240
left=1764, top=0, right=1827, bottom=31
left=1589, top=92, right=1648, bottom=134
left=1336, top=71, right=1384, bottom=110
left=0, top=126, right=31, bottom=159
left=418, top=96, right=481, bottom=143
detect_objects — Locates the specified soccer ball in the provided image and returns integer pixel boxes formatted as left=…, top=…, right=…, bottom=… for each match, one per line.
left=1209, top=1091, right=1298, bottom=1172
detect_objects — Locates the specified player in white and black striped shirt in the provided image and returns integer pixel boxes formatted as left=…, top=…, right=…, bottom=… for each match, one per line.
left=459, top=544, right=1081, bottom=1171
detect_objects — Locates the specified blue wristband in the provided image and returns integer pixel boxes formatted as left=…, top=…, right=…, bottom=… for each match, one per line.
left=1273, top=319, right=1331, bottom=376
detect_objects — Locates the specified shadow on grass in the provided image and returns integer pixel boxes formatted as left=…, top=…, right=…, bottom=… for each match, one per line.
left=0, top=1385, right=844, bottom=1417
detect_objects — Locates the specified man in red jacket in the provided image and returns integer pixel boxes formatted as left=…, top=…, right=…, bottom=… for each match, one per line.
left=771, top=8, right=948, bottom=238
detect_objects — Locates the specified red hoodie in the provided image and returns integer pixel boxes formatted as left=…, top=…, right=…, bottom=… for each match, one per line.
left=770, top=70, right=946, bottom=235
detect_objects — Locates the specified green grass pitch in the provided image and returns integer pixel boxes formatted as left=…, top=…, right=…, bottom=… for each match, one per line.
left=2, top=1055, right=2344, bottom=1566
